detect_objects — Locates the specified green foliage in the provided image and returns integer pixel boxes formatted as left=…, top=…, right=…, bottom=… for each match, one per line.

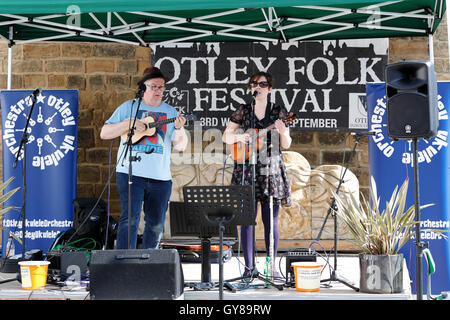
left=333, top=177, right=446, bottom=255
left=0, top=177, right=21, bottom=243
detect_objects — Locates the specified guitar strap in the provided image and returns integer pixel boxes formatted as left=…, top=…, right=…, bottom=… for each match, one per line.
left=262, top=102, right=275, bottom=156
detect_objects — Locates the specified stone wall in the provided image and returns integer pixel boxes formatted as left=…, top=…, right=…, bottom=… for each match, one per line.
left=0, top=42, right=151, bottom=219
left=0, top=15, right=448, bottom=250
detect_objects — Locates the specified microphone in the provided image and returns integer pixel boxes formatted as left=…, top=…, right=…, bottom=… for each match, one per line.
left=351, top=131, right=376, bottom=136
left=252, top=90, right=259, bottom=97
left=133, top=83, right=146, bottom=101
left=29, top=87, right=41, bottom=98
left=138, top=83, right=146, bottom=94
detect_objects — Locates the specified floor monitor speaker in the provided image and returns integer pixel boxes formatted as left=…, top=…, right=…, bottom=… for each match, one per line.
left=89, top=249, right=184, bottom=300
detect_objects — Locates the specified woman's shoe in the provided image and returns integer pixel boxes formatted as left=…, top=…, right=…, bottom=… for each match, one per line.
left=242, top=266, right=259, bottom=279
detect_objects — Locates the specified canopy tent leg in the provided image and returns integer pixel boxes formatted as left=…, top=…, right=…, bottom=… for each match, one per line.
left=429, top=34, right=435, bottom=64
left=7, top=26, right=13, bottom=90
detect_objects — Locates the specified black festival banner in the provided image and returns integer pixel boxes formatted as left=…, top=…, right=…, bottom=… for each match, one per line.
left=152, top=40, right=388, bottom=132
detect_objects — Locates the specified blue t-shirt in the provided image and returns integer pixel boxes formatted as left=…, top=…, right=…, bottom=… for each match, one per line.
left=105, top=99, right=178, bottom=181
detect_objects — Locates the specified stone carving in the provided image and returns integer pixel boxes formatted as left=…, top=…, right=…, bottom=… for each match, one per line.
left=301, top=164, right=359, bottom=240
left=253, top=152, right=359, bottom=243
left=140, top=151, right=359, bottom=247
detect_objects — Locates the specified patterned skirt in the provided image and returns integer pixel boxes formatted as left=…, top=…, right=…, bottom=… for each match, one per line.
left=231, top=154, right=292, bottom=207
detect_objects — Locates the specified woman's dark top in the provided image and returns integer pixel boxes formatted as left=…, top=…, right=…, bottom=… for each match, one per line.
left=229, top=101, right=291, bottom=207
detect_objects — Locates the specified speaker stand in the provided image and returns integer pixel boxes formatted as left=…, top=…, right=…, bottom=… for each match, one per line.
left=412, top=137, right=425, bottom=300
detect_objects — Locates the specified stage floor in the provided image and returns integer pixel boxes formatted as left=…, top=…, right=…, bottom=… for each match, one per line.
left=0, top=253, right=413, bottom=300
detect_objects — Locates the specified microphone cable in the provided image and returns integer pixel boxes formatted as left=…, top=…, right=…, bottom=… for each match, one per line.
left=48, top=137, right=128, bottom=255
left=235, top=138, right=255, bottom=286
left=308, top=240, right=333, bottom=288
left=0, top=205, right=22, bottom=269
left=220, top=134, right=254, bottom=287
left=104, top=136, right=113, bottom=249
left=238, top=142, right=258, bottom=287
left=57, top=99, right=157, bottom=254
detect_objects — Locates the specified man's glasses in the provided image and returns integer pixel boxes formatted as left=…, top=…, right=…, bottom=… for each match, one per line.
left=250, top=81, right=270, bottom=88
left=145, top=84, right=166, bottom=91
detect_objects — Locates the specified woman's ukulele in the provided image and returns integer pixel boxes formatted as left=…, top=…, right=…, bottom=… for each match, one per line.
left=121, top=114, right=196, bottom=144
left=231, top=112, right=296, bottom=162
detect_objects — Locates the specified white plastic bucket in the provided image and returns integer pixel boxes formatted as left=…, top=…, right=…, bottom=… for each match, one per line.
left=292, top=262, right=324, bottom=292
left=18, top=261, right=50, bottom=290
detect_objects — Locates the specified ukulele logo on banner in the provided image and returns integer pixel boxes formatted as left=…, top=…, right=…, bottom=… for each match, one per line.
left=1, top=89, right=78, bottom=256
left=2, top=91, right=77, bottom=171
left=369, top=91, right=449, bottom=164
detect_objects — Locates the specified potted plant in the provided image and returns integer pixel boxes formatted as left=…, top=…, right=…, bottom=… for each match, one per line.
left=333, top=176, right=446, bottom=294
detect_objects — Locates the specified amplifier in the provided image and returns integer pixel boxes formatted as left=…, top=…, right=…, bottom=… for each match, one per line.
left=284, top=249, right=317, bottom=287
left=46, top=250, right=89, bottom=281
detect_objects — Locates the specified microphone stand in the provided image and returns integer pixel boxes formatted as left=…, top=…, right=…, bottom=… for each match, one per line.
left=226, top=92, right=282, bottom=290
left=316, top=131, right=375, bottom=241
left=268, top=136, right=275, bottom=281
left=248, top=92, right=282, bottom=290
left=122, top=89, right=144, bottom=249
left=250, top=92, right=258, bottom=277
left=315, top=132, right=375, bottom=292
left=13, top=90, right=39, bottom=259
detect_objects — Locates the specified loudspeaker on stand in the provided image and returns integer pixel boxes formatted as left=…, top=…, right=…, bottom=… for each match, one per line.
left=385, top=61, right=438, bottom=140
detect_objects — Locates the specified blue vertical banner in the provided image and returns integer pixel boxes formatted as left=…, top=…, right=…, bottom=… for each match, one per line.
left=366, top=82, right=450, bottom=295
left=1, top=90, right=78, bottom=257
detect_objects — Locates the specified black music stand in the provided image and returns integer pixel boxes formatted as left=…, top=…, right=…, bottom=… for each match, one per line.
left=169, top=201, right=236, bottom=291
left=180, top=185, right=254, bottom=299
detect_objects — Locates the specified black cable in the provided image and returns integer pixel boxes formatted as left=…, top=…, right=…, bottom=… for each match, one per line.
left=278, top=252, right=287, bottom=281
left=308, top=241, right=333, bottom=287
left=325, top=133, right=350, bottom=265
left=337, top=133, right=351, bottom=192
left=104, top=138, right=113, bottom=249
left=0, top=204, right=24, bottom=270
left=49, top=137, right=127, bottom=254
left=221, top=146, right=254, bottom=284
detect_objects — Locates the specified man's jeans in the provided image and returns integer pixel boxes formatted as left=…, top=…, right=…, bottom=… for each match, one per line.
left=116, top=172, right=172, bottom=249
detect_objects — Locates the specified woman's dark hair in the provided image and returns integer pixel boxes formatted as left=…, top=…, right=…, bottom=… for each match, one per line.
left=246, top=71, right=274, bottom=89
